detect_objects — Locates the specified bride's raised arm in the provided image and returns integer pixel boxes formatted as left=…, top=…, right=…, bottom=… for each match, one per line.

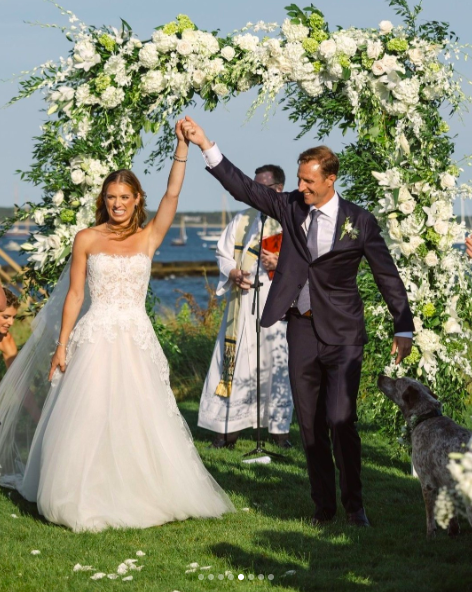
left=48, top=231, right=88, bottom=381
left=147, top=119, right=189, bottom=252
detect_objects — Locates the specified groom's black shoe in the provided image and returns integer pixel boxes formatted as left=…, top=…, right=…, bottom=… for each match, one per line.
left=346, top=508, right=370, bottom=527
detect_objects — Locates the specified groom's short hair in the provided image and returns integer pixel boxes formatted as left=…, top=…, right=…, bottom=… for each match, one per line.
left=298, top=146, right=339, bottom=178
left=254, top=164, right=285, bottom=187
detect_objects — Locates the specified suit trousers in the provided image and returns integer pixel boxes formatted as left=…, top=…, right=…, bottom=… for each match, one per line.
left=286, top=310, right=364, bottom=518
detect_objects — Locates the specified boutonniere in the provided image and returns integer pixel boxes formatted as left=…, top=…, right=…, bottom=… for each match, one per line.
left=340, top=217, right=359, bottom=240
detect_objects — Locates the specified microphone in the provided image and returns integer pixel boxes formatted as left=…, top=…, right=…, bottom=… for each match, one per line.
left=260, top=213, right=267, bottom=224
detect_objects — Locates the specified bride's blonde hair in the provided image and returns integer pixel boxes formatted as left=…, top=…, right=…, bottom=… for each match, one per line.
left=95, top=169, right=148, bottom=241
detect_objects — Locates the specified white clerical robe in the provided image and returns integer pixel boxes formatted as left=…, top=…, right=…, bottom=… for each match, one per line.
left=198, top=210, right=293, bottom=435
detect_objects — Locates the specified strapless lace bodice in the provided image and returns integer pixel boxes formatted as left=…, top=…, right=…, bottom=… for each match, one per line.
left=88, top=252, right=150, bottom=312
left=65, top=253, right=178, bottom=416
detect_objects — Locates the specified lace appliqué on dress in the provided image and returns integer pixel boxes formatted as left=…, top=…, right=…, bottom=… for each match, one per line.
left=65, top=253, right=179, bottom=416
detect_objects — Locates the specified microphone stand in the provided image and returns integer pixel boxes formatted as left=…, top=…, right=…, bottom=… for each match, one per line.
left=243, top=213, right=285, bottom=461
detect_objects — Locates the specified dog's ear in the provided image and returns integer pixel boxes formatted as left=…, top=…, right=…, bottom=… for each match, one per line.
left=402, top=385, right=419, bottom=406
left=424, top=385, right=438, bottom=400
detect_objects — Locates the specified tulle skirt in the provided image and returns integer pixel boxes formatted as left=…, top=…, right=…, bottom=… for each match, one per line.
left=19, top=330, right=235, bottom=532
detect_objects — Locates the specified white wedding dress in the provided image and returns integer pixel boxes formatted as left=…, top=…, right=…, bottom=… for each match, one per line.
left=15, top=253, right=235, bottom=532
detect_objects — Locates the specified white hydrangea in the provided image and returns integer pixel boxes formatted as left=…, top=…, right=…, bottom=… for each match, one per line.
left=416, top=328, right=441, bottom=353
left=152, top=30, right=178, bottom=53
left=75, top=83, right=100, bottom=106
left=73, top=39, right=101, bottom=72
left=333, top=33, right=357, bottom=57
left=234, top=34, right=259, bottom=52
left=392, top=77, right=420, bottom=105
left=193, top=31, right=220, bottom=56
left=100, top=87, right=125, bottom=109
left=205, top=58, right=225, bottom=78
left=300, top=76, right=324, bottom=97
left=139, top=43, right=160, bottom=69
left=281, top=18, right=309, bottom=42
left=141, top=70, right=166, bottom=95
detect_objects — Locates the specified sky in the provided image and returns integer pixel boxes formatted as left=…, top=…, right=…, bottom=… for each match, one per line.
left=0, top=0, right=471, bottom=215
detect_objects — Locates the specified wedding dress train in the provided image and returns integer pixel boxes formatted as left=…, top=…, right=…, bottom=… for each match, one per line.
left=6, top=253, right=234, bottom=532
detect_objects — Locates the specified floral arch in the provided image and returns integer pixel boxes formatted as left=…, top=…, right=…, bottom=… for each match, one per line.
left=3, top=0, right=472, bottom=433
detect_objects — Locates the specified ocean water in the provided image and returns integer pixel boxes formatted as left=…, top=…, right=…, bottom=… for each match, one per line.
left=0, top=226, right=222, bottom=312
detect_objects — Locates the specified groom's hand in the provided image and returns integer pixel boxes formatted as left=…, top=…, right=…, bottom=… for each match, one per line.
left=391, top=336, right=412, bottom=365
left=181, top=116, right=213, bottom=151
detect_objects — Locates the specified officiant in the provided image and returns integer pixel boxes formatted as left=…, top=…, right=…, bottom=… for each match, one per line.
left=198, top=165, right=293, bottom=449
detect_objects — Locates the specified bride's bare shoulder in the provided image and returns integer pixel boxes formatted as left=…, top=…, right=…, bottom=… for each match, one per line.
left=73, top=227, right=102, bottom=251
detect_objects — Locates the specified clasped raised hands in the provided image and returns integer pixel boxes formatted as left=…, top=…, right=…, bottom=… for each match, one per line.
left=181, top=116, right=213, bottom=151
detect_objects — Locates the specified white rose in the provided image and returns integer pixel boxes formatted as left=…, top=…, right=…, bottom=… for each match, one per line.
left=319, top=39, right=337, bottom=59
left=379, top=20, right=394, bottom=35
left=266, top=38, right=282, bottom=56
left=408, top=48, right=423, bottom=66
left=372, top=60, right=386, bottom=76
left=333, top=34, right=357, bottom=57
left=440, top=173, right=455, bottom=189
left=444, top=318, right=461, bottom=334
left=424, top=250, right=439, bottom=267
left=367, top=40, right=383, bottom=60
left=399, top=200, right=415, bottom=215
left=192, top=70, right=206, bottom=88
left=433, top=220, right=448, bottom=235
left=220, top=46, right=235, bottom=61
left=212, top=83, right=229, bottom=97
left=301, top=77, right=324, bottom=97
left=71, top=169, right=86, bottom=185
left=52, top=190, right=64, bottom=206
left=176, top=39, right=193, bottom=56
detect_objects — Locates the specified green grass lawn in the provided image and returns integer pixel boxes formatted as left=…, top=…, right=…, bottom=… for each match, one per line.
left=1, top=401, right=471, bottom=592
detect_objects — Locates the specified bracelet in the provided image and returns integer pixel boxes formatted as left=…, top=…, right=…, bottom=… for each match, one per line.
left=173, top=155, right=188, bottom=163
left=56, top=340, right=66, bottom=347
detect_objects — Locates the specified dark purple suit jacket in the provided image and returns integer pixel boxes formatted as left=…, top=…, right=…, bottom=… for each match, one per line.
left=207, top=156, right=414, bottom=346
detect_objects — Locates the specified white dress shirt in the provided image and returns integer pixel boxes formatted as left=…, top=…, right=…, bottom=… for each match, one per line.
left=202, top=143, right=412, bottom=339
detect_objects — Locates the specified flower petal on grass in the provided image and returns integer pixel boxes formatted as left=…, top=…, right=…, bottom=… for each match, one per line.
left=284, top=570, right=297, bottom=576
left=185, top=569, right=196, bottom=574
left=117, top=563, right=129, bottom=575
left=124, top=559, right=138, bottom=565
left=200, top=566, right=212, bottom=570
left=90, top=573, right=106, bottom=580
left=73, top=564, right=95, bottom=572
left=122, top=576, right=133, bottom=581
left=107, top=574, right=119, bottom=579
left=186, top=562, right=199, bottom=568
left=30, top=550, right=41, bottom=555
left=136, top=550, right=146, bottom=557
left=241, top=508, right=250, bottom=512
left=11, top=514, right=18, bottom=518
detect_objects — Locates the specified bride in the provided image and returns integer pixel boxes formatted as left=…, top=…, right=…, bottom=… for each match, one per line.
left=0, top=120, right=234, bottom=532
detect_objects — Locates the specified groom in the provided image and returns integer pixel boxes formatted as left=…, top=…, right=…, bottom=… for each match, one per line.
left=183, top=117, right=414, bottom=527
